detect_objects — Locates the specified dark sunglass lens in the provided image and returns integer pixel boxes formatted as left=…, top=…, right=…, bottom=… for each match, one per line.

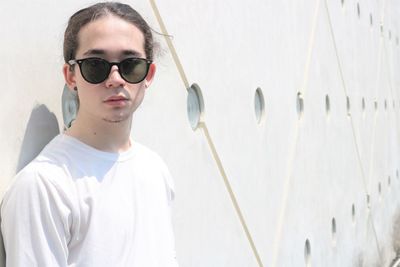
left=81, top=58, right=109, bottom=83
left=120, top=59, right=148, bottom=83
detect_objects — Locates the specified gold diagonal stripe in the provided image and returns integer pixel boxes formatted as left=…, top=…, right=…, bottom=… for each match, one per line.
left=149, top=0, right=189, bottom=89
left=199, top=122, right=264, bottom=267
left=149, top=1, right=264, bottom=266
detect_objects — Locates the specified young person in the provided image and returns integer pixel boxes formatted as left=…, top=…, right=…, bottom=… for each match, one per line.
left=1, top=2, right=178, bottom=266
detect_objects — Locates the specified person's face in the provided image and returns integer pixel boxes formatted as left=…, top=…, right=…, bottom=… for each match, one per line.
left=63, top=15, right=155, bottom=124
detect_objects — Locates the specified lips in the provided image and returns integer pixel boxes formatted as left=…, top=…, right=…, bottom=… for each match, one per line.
left=104, top=95, right=129, bottom=102
left=103, top=95, right=130, bottom=106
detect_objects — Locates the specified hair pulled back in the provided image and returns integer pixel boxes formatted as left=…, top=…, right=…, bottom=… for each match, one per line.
left=63, top=2, right=154, bottom=63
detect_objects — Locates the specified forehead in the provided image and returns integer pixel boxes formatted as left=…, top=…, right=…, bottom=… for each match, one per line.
left=76, top=15, right=146, bottom=59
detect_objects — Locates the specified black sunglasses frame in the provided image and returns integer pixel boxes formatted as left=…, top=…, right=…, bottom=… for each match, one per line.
left=68, top=57, right=153, bottom=84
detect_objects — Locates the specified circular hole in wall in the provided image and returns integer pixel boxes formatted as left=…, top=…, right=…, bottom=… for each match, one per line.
left=369, top=14, right=373, bottom=27
left=254, top=87, right=265, bottom=124
left=357, top=2, right=360, bottom=18
left=297, top=92, right=304, bottom=119
left=187, top=83, right=204, bottom=130
left=346, top=96, right=351, bottom=116
left=304, top=239, right=311, bottom=267
left=362, top=98, right=366, bottom=112
left=325, top=95, right=330, bottom=115
left=331, top=218, right=337, bottom=246
left=378, top=182, right=382, bottom=199
left=352, top=204, right=356, bottom=225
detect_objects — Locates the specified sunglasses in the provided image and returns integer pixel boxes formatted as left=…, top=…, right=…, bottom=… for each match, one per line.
left=68, top=57, right=152, bottom=84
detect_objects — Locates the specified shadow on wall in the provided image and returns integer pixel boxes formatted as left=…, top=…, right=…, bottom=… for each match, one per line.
left=15, top=104, right=60, bottom=173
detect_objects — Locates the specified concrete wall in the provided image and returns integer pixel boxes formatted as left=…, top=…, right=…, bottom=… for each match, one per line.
left=1, top=0, right=399, bottom=266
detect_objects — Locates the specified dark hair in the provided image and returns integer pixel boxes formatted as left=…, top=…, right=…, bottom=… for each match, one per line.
left=63, top=2, right=154, bottom=62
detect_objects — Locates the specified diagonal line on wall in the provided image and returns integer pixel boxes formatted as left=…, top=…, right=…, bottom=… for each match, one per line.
left=270, top=0, right=321, bottom=266
left=381, top=17, right=400, bottom=149
left=149, top=0, right=189, bottom=89
left=324, top=0, right=384, bottom=261
left=148, top=1, right=264, bottom=266
left=324, top=0, right=368, bottom=193
left=382, top=28, right=400, bottom=194
left=199, top=122, right=264, bottom=267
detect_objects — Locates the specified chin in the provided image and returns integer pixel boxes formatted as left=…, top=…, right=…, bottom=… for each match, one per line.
left=102, top=114, right=131, bottom=123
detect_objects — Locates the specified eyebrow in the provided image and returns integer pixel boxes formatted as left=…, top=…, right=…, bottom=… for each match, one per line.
left=82, top=49, right=143, bottom=57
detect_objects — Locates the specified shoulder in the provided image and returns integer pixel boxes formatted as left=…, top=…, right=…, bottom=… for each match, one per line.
left=1, top=163, right=76, bottom=231
left=2, top=155, right=73, bottom=210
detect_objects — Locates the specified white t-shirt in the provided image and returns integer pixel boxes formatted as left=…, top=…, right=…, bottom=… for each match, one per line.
left=1, top=134, right=178, bottom=267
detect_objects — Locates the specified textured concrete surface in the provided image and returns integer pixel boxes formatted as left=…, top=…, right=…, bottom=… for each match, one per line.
left=0, top=0, right=399, bottom=266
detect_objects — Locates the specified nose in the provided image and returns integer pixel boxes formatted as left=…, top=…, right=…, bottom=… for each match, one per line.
left=105, top=65, right=126, bottom=88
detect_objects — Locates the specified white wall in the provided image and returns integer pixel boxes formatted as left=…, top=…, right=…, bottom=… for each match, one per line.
left=0, top=0, right=399, bottom=266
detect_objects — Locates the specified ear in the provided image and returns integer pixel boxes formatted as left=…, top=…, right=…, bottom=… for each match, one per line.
left=144, top=63, right=156, bottom=88
left=63, top=63, right=77, bottom=91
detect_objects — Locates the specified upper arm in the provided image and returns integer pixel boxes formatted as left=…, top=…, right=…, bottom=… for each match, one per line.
left=1, top=170, right=72, bottom=267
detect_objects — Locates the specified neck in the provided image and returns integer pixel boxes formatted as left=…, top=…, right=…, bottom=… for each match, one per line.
left=66, top=113, right=133, bottom=153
